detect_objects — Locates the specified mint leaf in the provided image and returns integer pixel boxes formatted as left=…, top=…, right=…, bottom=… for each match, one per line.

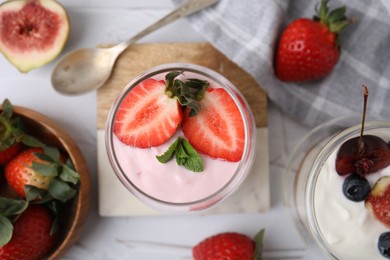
left=31, top=161, right=58, bottom=177
left=175, top=141, right=189, bottom=166
left=254, top=229, right=265, bottom=260
left=181, top=139, right=203, bottom=172
left=0, top=215, right=13, bottom=247
left=48, top=179, right=77, bottom=202
left=156, top=137, right=203, bottom=172
left=156, top=138, right=180, bottom=163
left=60, top=164, right=80, bottom=185
left=0, top=197, right=28, bottom=216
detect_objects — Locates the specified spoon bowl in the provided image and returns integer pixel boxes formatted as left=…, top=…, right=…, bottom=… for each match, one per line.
left=51, top=47, right=118, bottom=95
left=51, top=0, right=219, bottom=95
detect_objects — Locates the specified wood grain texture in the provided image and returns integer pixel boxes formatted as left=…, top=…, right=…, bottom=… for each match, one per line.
left=97, top=42, right=267, bottom=129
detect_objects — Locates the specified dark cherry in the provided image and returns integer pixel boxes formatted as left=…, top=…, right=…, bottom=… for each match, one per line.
left=336, top=135, right=390, bottom=176
left=378, top=232, right=390, bottom=258
left=336, top=86, right=390, bottom=176
left=342, top=173, right=370, bottom=201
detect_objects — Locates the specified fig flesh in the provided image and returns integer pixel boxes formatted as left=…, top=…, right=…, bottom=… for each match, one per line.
left=0, top=0, right=69, bottom=72
left=336, top=135, right=390, bottom=176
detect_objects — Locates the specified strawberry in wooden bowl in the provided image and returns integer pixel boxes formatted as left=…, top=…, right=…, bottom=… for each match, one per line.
left=0, top=99, right=91, bottom=260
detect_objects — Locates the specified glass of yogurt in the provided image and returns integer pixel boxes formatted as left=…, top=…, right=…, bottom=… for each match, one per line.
left=105, top=63, right=256, bottom=212
left=285, top=115, right=390, bottom=259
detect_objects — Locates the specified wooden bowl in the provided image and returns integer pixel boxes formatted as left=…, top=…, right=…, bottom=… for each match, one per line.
left=1, top=106, right=91, bottom=259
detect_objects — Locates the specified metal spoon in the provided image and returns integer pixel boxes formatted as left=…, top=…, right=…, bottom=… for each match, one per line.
left=51, top=0, right=219, bottom=95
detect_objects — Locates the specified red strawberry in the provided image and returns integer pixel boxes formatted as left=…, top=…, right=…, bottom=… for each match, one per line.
left=0, top=205, right=58, bottom=260
left=365, top=176, right=390, bottom=228
left=5, top=148, right=54, bottom=198
left=113, top=78, right=182, bottom=148
left=182, top=88, right=245, bottom=162
left=274, top=0, right=353, bottom=82
left=0, top=143, right=21, bottom=165
left=193, top=230, right=265, bottom=260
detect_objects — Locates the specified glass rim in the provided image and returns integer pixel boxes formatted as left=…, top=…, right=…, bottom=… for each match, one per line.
left=105, top=62, right=256, bottom=209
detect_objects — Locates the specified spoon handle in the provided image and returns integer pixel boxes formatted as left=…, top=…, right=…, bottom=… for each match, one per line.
left=115, top=0, right=219, bottom=52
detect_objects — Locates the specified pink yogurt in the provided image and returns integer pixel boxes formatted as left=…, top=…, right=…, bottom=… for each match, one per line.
left=106, top=63, right=256, bottom=211
left=113, top=130, right=239, bottom=203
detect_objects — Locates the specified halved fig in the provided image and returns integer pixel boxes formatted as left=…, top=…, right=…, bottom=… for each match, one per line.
left=0, top=0, right=69, bottom=72
left=365, top=176, right=390, bottom=228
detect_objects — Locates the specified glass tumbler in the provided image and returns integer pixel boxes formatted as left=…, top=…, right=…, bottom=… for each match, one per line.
left=284, top=115, right=390, bottom=259
left=105, top=63, right=256, bottom=212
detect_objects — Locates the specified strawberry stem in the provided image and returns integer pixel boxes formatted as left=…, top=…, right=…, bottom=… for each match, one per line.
left=358, top=85, right=369, bottom=155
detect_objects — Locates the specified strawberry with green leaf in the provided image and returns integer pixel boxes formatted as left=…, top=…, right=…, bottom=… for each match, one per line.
left=0, top=99, right=44, bottom=164
left=0, top=204, right=58, bottom=260
left=5, top=146, right=80, bottom=202
left=192, top=229, right=265, bottom=260
left=274, top=0, right=354, bottom=82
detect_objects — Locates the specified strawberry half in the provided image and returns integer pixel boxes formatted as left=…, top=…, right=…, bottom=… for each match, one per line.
left=182, top=88, right=245, bottom=162
left=274, top=0, right=353, bottom=82
left=0, top=205, right=58, bottom=260
left=113, top=78, right=183, bottom=148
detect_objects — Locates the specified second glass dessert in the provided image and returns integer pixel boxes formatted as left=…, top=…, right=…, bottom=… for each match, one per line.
left=285, top=115, right=390, bottom=259
left=105, top=63, right=256, bottom=212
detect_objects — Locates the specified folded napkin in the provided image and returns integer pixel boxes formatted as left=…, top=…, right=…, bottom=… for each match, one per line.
left=177, top=0, right=390, bottom=127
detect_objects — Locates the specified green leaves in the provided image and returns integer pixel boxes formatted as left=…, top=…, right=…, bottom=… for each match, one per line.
left=0, top=98, right=44, bottom=150
left=0, top=215, right=13, bottom=247
left=0, top=197, right=28, bottom=247
left=0, top=197, right=28, bottom=217
left=164, top=71, right=210, bottom=117
left=254, top=229, right=265, bottom=260
left=156, top=137, right=203, bottom=172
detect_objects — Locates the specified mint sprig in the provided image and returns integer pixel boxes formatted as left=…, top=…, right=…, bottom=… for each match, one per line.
left=156, top=137, right=203, bottom=172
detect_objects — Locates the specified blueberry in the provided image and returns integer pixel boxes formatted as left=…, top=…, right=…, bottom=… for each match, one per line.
left=378, top=232, right=390, bottom=258
left=342, top=174, right=371, bottom=202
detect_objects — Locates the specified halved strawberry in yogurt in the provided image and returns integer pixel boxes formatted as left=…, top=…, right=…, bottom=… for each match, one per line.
left=182, top=88, right=245, bottom=162
left=113, top=78, right=182, bottom=148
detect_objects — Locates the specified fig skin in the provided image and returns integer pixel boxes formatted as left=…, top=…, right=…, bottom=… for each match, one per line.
left=0, top=0, right=70, bottom=73
left=365, top=176, right=390, bottom=228
left=336, top=135, right=390, bottom=176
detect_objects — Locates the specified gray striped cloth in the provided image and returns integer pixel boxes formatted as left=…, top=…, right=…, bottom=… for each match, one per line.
left=176, top=0, right=390, bottom=127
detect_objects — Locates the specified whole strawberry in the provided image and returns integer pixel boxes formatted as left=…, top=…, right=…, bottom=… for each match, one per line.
left=5, top=147, right=80, bottom=202
left=275, top=0, right=353, bottom=82
left=5, top=148, right=54, bottom=198
left=0, top=205, right=58, bottom=260
left=192, top=229, right=265, bottom=260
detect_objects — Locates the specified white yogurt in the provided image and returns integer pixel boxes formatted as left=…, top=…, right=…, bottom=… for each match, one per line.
left=314, top=148, right=390, bottom=259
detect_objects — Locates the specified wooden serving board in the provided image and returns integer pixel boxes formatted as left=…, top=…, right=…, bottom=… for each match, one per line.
left=97, top=42, right=269, bottom=216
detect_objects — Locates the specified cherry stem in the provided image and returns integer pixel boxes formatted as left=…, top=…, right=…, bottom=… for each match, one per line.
left=358, top=85, right=369, bottom=155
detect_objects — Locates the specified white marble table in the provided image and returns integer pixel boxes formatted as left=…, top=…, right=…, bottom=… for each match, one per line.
left=0, top=1, right=320, bottom=259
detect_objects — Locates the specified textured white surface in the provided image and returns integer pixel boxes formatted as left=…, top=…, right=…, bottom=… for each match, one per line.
left=0, top=0, right=323, bottom=259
